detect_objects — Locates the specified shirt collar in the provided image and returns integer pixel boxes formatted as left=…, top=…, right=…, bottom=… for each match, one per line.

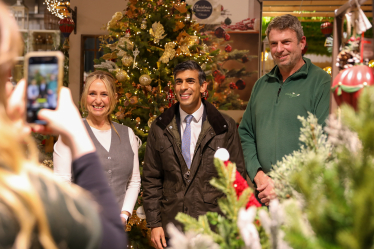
left=179, top=102, right=204, bottom=123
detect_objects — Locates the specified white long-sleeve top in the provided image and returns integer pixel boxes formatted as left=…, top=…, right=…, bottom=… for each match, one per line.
left=53, top=126, right=141, bottom=214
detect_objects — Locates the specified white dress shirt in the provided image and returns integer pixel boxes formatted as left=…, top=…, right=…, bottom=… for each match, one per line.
left=53, top=126, right=141, bottom=214
left=180, top=102, right=204, bottom=162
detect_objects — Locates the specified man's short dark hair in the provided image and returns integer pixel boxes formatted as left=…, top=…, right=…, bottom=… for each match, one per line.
left=265, top=14, right=304, bottom=42
left=173, top=60, right=206, bottom=85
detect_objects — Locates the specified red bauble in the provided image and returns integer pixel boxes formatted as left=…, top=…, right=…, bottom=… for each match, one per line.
left=241, top=55, right=249, bottom=63
left=224, top=33, right=230, bottom=41
left=331, top=65, right=374, bottom=110
left=214, top=27, right=225, bottom=38
left=167, top=89, right=175, bottom=107
left=229, top=82, right=238, bottom=89
left=302, top=42, right=308, bottom=56
left=236, top=79, right=246, bottom=90
left=225, top=44, right=232, bottom=52
left=202, top=90, right=209, bottom=100
left=320, top=22, right=333, bottom=37
left=126, top=28, right=131, bottom=35
left=58, top=17, right=75, bottom=38
left=213, top=70, right=221, bottom=77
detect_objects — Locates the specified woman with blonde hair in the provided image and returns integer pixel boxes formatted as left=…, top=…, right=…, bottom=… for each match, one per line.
left=0, top=1, right=126, bottom=248
left=53, top=70, right=141, bottom=225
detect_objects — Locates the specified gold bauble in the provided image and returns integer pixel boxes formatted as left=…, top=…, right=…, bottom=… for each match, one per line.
left=323, top=66, right=332, bottom=76
left=116, top=70, right=128, bottom=82
left=159, top=106, right=164, bottom=113
left=121, top=54, right=134, bottom=67
left=369, top=60, right=374, bottom=68
left=139, top=74, right=152, bottom=86
left=148, top=115, right=157, bottom=128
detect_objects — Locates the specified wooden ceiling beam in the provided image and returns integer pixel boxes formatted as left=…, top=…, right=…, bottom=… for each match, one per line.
left=263, top=0, right=372, bottom=6
left=262, top=11, right=373, bottom=17
left=263, top=6, right=372, bottom=11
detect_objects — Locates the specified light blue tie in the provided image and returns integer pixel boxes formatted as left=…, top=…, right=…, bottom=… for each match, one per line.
left=182, top=115, right=193, bottom=169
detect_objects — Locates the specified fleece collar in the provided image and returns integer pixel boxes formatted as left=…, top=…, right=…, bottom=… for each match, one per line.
left=155, top=99, right=228, bottom=135
left=267, top=57, right=311, bottom=82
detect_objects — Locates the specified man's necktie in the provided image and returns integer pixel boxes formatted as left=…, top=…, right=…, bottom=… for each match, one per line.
left=182, top=115, right=193, bottom=169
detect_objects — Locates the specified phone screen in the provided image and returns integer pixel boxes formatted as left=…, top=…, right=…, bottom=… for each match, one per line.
left=26, top=56, right=58, bottom=124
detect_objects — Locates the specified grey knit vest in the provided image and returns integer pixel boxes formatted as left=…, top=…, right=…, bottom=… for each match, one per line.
left=83, top=119, right=134, bottom=209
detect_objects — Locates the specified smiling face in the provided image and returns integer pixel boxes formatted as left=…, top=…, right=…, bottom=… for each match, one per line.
left=86, top=79, right=110, bottom=120
left=269, top=28, right=306, bottom=74
left=175, top=69, right=207, bottom=114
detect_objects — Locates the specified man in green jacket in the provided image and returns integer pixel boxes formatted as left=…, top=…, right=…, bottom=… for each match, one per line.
left=238, top=14, right=331, bottom=206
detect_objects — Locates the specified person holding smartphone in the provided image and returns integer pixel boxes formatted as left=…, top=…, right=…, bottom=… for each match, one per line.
left=53, top=70, right=141, bottom=225
left=0, top=1, right=126, bottom=248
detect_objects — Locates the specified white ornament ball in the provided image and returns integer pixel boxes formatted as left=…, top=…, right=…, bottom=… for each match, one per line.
left=139, top=74, right=152, bottom=86
left=116, top=70, right=128, bottom=82
left=214, top=148, right=230, bottom=161
left=121, top=54, right=133, bottom=67
left=136, top=206, right=146, bottom=219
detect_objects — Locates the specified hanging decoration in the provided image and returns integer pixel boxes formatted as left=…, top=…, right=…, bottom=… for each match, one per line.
left=116, top=69, right=128, bottom=82
left=132, top=46, right=140, bottom=69
left=159, top=42, right=176, bottom=63
left=140, top=18, right=147, bottom=29
left=149, top=21, right=167, bottom=43
left=224, top=33, right=230, bottom=41
left=331, top=65, right=374, bottom=110
left=225, top=44, right=232, bottom=52
left=167, top=89, right=175, bottom=107
left=202, top=90, right=209, bottom=100
left=139, top=74, right=152, bottom=86
left=58, top=16, right=75, bottom=49
left=214, top=27, right=225, bottom=38
left=121, top=54, right=134, bottom=67
left=213, top=70, right=225, bottom=84
left=320, top=22, right=333, bottom=37
left=229, top=82, right=238, bottom=90
left=236, top=79, right=246, bottom=90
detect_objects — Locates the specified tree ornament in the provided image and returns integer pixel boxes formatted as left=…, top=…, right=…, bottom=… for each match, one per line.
left=130, top=96, right=138, bottom=105
left=225, top=44, right=232, bottom=52
left=320, top=22, right=333, bottom=37
left=229, top=82, right=238, bottom=89
left=236, top=79, right=246, bottom=90
left=323, top=66, right=332, bottom=76
left=159, top=42, right=176, bottom=63
left=202, top=89, right=209, bottom=100
left=125, top=28, right=131, bottom=37
left=139, top=74, right=152, bottom=86
left=331, top=65, right=374, bottom=110
left=167, top=88, right=175, bottom=107
left=136, top=117, right=141, bottom=123
left=141, top=18, right=147, bottom=29
left=302, top=42, right=308, bottom=56
left=159, top=106, right=165, bottom=113
left=149, top=21, right=167, bottom=43
left=121, top=54, right=134, bottom=67
left=58, top=16, right=75, bottom=49
left=224, top=33, right=231, bottom=41
left=148, top=115, right=157, bottom=128
left=116, top=70, right=128, bottom=82
left=132, top=46, right=139, bottom=69
left=214, top=27, right=225, bottom=38
left=241, top=55, right=249, bottom=63
left=369, top=60, right=374, bottom=68
left=224, top=17, right=232, bottom=26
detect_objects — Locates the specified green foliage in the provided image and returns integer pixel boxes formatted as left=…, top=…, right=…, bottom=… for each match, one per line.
left=175, top=159, right=260, bottom=249
left=271, top=88, right=374, bottom=248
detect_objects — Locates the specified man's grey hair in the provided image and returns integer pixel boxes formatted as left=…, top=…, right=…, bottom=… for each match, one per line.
left=265, top=14, right=304, bottom=42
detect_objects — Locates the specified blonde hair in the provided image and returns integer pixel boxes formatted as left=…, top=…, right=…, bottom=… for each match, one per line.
left=80, top=70, right=120, bottom=138
left=0, top=2, right=81, bottom=248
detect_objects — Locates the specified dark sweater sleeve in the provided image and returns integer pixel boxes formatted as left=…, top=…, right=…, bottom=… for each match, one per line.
left=72, top=152, right=127, bottom=249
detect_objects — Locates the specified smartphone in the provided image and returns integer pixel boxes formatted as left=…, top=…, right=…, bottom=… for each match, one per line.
left=24, top=51, right=64, bottom=124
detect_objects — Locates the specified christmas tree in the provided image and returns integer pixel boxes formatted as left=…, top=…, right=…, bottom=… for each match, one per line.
left=94, top=0, right=256, bottom=154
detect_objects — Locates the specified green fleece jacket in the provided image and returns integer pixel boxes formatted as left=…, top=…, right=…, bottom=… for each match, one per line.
left=238, top=57, right=331, bottom=181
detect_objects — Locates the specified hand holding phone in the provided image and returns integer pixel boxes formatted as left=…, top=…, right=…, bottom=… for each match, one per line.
left=24, top=51, right=63, bottom=124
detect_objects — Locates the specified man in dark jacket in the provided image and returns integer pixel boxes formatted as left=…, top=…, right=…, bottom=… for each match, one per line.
left=143, top=60, right=246, bottom=249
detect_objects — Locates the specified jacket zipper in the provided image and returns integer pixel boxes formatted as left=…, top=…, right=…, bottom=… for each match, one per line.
left=276, top=84, right=282, bottom=104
